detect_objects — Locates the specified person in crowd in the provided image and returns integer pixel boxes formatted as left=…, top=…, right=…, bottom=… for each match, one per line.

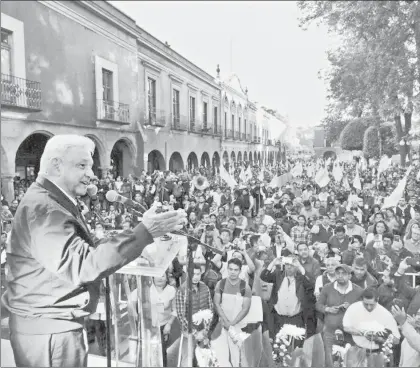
left=290, top=215, right=312, bottom=245
left=260, top=256, right=314, bottom=343
left=174, top=264, right=213, bottom=366
left=351, top=256, right=379, bottom=289
left=343, top=287, right=401, bottom=367
left=211, top=258, right=252, bottom=366
left=316, top=263, right=364, bottom=367
left=327, top=225, right=350, bottom=255
left=344, top=213, right=367, bottom=241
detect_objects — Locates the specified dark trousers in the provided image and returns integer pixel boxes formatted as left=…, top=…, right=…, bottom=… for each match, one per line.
left=10, top=328, right=88, bottom=367
left=160, top=325, right=168, bottom=367
left=303, top=306, right=318, bottom=338
left=273, top=311, right=305, bottom=348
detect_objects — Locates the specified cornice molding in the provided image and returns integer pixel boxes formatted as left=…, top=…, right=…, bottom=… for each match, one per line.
left=201, top=90, right=209, bottom=96
left=212, top=95, right=220, bottom=101
left=38, top=1, right=137, bottom=53
left=187, top=83, right=198, bottom=91
left=141, top=60, right=162, bottom=74
left=169, top=73, right=184, bottom=84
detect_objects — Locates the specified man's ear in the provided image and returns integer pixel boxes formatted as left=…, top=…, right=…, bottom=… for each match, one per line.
left=51, top=158, right=62, bottom=174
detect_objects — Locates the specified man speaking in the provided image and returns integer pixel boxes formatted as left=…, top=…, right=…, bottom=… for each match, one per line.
left=2, top=135, right=186, bottom=367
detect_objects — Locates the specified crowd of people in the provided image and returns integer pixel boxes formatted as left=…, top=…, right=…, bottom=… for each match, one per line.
left=2, top=153, right=420, bottom=367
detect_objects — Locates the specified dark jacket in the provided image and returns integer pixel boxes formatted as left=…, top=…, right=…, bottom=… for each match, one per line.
left=2, top=176, right=154, bottom=335
left=260, top=267, right=315, bottom=310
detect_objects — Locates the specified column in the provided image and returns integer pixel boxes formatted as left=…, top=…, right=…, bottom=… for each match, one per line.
left=1, top=175, right=15, bottom=203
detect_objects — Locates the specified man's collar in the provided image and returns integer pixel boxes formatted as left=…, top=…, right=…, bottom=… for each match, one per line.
left=334, top=280, right=353, bottom=294
left=48, top=179, right=78, bottom=206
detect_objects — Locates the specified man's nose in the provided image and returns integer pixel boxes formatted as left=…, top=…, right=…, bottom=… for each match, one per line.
left=86, top=167, right=94, bottom=179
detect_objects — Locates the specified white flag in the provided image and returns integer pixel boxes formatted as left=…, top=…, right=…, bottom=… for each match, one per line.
left=291, top=162, right=303, bottom=177
left=382, top=167, right=412, bottom=209
left=244, top=166, right=253, bottom=182
left=332, top=162, right=343, bottom=182
left=343, top=175, right=351, bottom=190
left=353, top=166, right=362, bottom=190
left=239, top=167, right=246, bottom=183
left=315, top=167, right=330, bottom=188
left=377, top=156, right=391, bottom=177
left=220, top=164, right=237, bottom=188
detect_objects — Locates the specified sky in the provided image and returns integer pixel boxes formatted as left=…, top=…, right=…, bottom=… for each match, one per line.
left=109, top=1, right=335, bottom=128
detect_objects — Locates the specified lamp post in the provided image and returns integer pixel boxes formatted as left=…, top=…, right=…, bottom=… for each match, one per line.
left=400, top=139, right=411, bottom=165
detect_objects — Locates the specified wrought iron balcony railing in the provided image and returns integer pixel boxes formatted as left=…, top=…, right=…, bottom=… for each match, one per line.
left=1, top=74, right=42, bottom=111
left=241, top=133, right=246, bottom=141
left=214, top=125, right=222, bottom=136
left=267, top=139, right=272, bottom=146
left=171, top=113, right=188, bottom=131
left=145, top=108, right=166, bottom=127
left=189, top=119, right=198, bottom=133
left=227, top=129, right=234, bottom=139
left=97, top=99, right=130, bottom=123
left=234, top=131, right=240, bottom=140
left=246, top=133, right=251, bottom=142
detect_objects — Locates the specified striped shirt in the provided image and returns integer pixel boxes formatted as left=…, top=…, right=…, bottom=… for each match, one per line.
left=175, top=281, right=213, bottom=332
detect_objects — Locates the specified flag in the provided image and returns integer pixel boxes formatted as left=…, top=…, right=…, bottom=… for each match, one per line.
left=332, top=162, right=343, bottom=182
left=220, top=164, right=237, bottom=188
left=269, top=175, right=279, bottom=188
left=291, top=162, right=303, bottom=177
left=315, top=167, right=330, bottom=188
left=353, top=166, right=362, bottom=190
left=306, top=164, right=314, bottom=178
left=239, top=167, right=246, bottom=183
left=417, top=167, right=420, bottom=181
left=382, top=167, right=412, bottom=209
left=244, top=166, right=253, bottom=182
left=343, top=175, right=350, bottom=190
left=377, top=156, right=391, bottom=177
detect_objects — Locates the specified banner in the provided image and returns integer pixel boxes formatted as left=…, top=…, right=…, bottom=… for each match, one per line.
left=382, top=167, right=412, bottom=209
left=377, top=155, right=391, bottom=177
left=291, top=162, right=303, bottom=177
left=269, top=172, right=293, bottom=188
left=244, top=166, right=253, bottom=182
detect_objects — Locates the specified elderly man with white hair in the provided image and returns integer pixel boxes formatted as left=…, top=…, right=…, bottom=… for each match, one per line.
left=2, top=135, right=186, bottom=367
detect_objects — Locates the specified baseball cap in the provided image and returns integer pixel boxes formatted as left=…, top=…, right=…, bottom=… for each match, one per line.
left=335, top=264, right=353, bottom=274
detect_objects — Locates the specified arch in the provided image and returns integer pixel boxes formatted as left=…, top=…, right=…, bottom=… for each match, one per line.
left=110, top=138, right=136, bottom=178
left=212, top=152, right=220, bottom=167
left=85, top=134, right=105, bottom=176
left=187, top=152, right=199, bottom=170
left=237, top=151, right=242, bottom=162
left=244, top=151, right=248, bottom=162
left=258, top=152, right=261, bottom=163
left=230, top=151, right=236, bottom=162
left=169, top=151, right=184, bottom=172
left=201, top=152, right=211, bottom=167
left=15, top=132, right=52, bottom=180
left=148, top=150, right=166, bottom=173
left=254, top=151, right=258, bottom=162
left=223, top=151, right=229, bottom=164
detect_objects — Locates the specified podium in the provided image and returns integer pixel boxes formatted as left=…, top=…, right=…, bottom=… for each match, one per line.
left=107, top=234, right=186, bottom=367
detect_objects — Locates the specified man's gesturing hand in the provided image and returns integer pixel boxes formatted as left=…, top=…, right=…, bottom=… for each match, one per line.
left=142, top=204, right=187, bottom=238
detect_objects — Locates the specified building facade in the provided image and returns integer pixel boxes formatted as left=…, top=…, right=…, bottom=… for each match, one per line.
left=1, top=1, right=284, bottom=202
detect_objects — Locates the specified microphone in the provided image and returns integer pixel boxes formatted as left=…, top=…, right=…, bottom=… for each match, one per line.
left=106, top=190, right=148, bottom=213
left=87, top=184, right=98, bottom=199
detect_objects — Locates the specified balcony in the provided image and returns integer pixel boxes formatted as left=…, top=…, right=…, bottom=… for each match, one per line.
left=171, top=113, right=188, bottom=131
left=189, top=118, right=198, bottom=133
left=241, top=133, right=246, bottom=141
left=226, top=129, right=234, bottom=139
left=246, top=133, right=251, bottom=142
left=1, top=74, right=42, bottom=111
left=145, top=108, right=166, bottom=127
left=213, top=124, right=222, bottom=136
left=97, top=99, right=129, bottom=123
left=267, top=139, right=272, bottom=146
left=234, top=131, right=240, bottom=140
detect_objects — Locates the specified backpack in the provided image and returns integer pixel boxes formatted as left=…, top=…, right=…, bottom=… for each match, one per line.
left=209, top=278, right=247, bottom=335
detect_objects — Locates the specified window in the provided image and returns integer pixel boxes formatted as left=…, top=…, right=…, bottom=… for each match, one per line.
left=224, top=112, right=227, bottom=136
left=214, top=106, right=218, bottom=133
left=147, top=77, right=156, bottom=123
left=231, top=114, right=235, bottom=133
left=190, top=96, right=196, bottom=124
left=239, top=117, right=241, bottom=135
left=244, top=119, right=247, bottom=136
left=1, top=29, right=12, bottom=76
left=172, top=89, right=180, bottom=124
left=102, top=68, right=113, bottom=101
left=203, top=102, right=208, bottom=129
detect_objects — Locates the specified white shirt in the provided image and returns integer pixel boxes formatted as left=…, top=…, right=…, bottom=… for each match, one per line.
left=262, top=215, right=275, bottom=227
left=220, top=262, right=250, bottom=284
left=343, top=301, right=401, bottom=348
left=314, top=273, right=336, bottom=295
left=275, top=276, right=301, bottom=317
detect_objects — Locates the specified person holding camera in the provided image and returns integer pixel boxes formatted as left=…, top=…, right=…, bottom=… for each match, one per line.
left=260, top=256, right=314, bottom=342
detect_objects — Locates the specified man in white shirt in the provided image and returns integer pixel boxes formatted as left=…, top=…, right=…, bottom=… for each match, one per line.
left=258, top=207, right=275, bottom=228
left=343, top=287, right=400, bottom=367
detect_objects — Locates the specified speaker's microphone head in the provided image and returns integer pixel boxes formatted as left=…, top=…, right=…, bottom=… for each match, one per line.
left=105, top=190, right=119, bottom=202
left=87, top=184, right=98, bottom=197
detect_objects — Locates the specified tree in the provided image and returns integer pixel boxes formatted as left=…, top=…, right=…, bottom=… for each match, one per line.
left=380, top=123, right=399, bottom=156
left=339, top=118, right=370, bottom=151
left=298, top=1, right=420, bottom=164
left=363, top=126, right=381, bottom=159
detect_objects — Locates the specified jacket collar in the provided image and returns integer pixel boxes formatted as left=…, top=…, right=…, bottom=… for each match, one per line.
left=36, top=175, right=80, bottom=220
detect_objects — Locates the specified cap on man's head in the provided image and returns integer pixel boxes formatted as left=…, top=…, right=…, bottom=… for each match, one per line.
left=335, top=264, right=352, bottom=274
